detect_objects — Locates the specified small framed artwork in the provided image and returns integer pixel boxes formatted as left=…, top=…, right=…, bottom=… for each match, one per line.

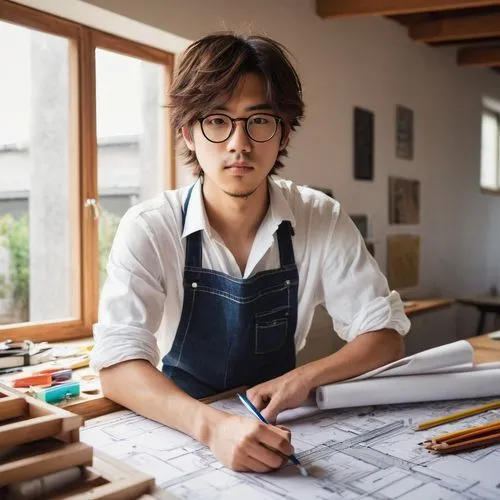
left=387, top=234, right=420, bottom=290
left=353, top=107, right=374, bottom=180
left=389, top=177, right=420, bottom=225
left=396, top=105, right=414, bottom=160
left=350, top=214, right=368, bottom=239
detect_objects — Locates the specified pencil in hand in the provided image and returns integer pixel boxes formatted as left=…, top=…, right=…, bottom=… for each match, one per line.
left=236, top=392, right=308, bottom=476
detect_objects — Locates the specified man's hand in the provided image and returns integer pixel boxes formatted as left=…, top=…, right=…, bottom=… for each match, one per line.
left=247, top=367, right=313, bottom=423
left=208, top=414, right=294, bottom=472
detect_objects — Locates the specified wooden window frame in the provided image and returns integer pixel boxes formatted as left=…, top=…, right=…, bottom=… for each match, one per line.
left=480, top=107, right=500, bottom=195
left=0, top=0, right=174, bottom=342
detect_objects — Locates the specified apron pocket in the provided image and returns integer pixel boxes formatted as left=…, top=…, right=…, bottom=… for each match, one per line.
left=255, top=318, right=288, bottom=355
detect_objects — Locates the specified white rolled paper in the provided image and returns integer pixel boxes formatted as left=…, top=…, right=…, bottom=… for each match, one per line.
left=316, top=369, right=500, bottom=409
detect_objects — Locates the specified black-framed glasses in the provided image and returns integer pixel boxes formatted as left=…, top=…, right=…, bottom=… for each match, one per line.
left=198, top=113, right=282, bottom=143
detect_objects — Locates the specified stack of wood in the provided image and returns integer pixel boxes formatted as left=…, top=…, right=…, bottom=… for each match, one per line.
left=0, top=382, right=156, bottom=500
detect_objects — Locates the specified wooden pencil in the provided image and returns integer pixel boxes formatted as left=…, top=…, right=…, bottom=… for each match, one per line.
left=422, top=419, right=500, bottom=446
left=430, top=431, right=500, bottom=455
left=429, top=424, right=500, bottom=450
left=444, top=423, right=500, bottom=446
left=416, top=401, right=500, bottom=431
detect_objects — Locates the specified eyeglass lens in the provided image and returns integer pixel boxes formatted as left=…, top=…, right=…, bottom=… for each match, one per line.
left=201, top=114, right=278, bottom=142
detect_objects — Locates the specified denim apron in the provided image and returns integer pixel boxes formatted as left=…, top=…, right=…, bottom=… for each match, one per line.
left=161, top=184, right=299, bottom=398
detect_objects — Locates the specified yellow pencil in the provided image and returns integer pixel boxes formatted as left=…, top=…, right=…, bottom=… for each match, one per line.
left=416, top=400, right=500, bottom=431
left=421, top=420, right=500, bottom=446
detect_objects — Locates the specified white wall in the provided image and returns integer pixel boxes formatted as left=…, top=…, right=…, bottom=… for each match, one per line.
left=17, top=0, right=500, bottom=345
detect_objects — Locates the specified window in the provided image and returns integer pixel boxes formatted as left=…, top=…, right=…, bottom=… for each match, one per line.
left=481, top=105, right=500, bottom=193
left=0, top=0, right=174, bottom=342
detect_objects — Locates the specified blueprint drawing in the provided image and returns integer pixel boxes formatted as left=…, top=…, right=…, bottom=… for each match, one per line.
left=81, top=397, right=500, bottom=499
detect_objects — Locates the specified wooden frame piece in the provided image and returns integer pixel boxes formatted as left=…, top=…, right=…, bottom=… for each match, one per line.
left=0, top=383, right=156, bottom=499
left=316, top=0, right=500, bottom=18
left=0, top=441, right=93, bottom=486
left=78, top=451, right=155, bottom=500
left=457, top=45, right=500, bottom=66
left=0, top=395, right=27, bottom=422
left=409, top=13, right=500, bottom=42
left=0, top=383, right=82, bottom=443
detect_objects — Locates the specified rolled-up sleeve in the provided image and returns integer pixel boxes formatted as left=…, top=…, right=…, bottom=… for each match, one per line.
left=321, top=207, right=410, bottom=342
left=91, top=210, right=166, bottom=371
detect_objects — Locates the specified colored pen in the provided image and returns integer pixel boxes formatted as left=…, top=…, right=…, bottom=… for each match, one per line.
left=236, top=392, right=308, bottom=476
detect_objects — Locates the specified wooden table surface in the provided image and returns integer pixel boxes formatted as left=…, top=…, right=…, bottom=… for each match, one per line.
left=467, top=333, right=500, bottom=364
left=403, top=298, right=453, bottom=316
left=5, top=299, right=496, bottom=422
left=456, top=295, right=500, bottom=307
left=21, top=332, right=500, bottom=420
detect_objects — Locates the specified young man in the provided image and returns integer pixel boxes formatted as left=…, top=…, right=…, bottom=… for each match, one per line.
left=91, top=33, right=410, bottom=473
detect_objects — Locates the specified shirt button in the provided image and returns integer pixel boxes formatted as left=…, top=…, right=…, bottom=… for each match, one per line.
left=192, top=282, right=198, bottom=288
left=285, top=280, right=291, bottom=286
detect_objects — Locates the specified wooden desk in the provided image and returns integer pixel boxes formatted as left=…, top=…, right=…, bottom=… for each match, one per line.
left=403, top=298, right=453, bottom=317
left=457, top=295, right=500, bottom=336
left=468, top=333, right=500, bottom=364
left=3, top=332, right=495, bottom=421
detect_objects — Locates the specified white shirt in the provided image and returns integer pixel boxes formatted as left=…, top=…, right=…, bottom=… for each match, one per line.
left=91, top=176, right=410, bottom=372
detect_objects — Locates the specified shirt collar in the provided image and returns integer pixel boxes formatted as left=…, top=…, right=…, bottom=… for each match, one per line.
left=181, top=176, right=296, bottom=239
left=267, top=175, right=296, bottom=231
left=181, top=178, right=210, bottom=239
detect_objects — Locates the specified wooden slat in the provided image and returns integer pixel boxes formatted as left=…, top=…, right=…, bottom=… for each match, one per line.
left=0, top=415, right=62, bottom=448
left=91, top=30, right=174, bottom=66
left=0, top=441, right=92, bottom=486
left=457, top=44, right=500, bottom=66
left=316, top=0, right=500, bottom=18
left=80, top=27, right=100, bottom=330
left=0, top=395, right=27, bottom=422
left=409, top=12, right=500, bottom=41
left=0, top=320, right=91, bottom=343
left=67, top=452, right=154, bottom=500
left=0, top=0, right=80, bottom=38
left=29, top=400, right=83, bottom=435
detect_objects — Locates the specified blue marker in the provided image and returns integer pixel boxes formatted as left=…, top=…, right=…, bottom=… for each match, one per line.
left=237, top=392, right=308, bottom=476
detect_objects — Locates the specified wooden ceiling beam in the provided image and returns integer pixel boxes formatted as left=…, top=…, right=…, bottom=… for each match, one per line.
left=409, top=13, right=500, bottom=41
left=316, top=0, right=500, bottom=18
left=457, top=45, right=500, bottom=66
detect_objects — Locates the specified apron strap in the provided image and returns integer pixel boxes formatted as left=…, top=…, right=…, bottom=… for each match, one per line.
left=182, top=183, right=203, bottom=269
left=276, top=221, right=296, bottom=268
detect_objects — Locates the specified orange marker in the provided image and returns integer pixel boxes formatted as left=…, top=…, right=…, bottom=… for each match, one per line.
left=12, top=373, right=52, bottom=388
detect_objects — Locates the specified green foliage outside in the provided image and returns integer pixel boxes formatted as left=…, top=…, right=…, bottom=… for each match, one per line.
left=0, top=210, right=121, bottom=318
left=0, top=214, right=29, bottom=315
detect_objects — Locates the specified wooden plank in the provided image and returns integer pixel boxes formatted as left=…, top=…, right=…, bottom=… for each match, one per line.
left=316, top=0, right=500, bottom=18
left=66, top=476, right=154, bottom=500
left=468, top=334, right=500, bottom=363
left=0, top=321, right=91, bottom=343
left=66, top=452, right=154, bottom=500
left=80, top=27, right=99, bottom=331
left=457, top=45, right=500, bottom=66
left=0, top=415, right=63, bottom=448
left=409, top=12, right=500, bottom=41
left=28, top=400, right=83, bottom=434
left=0, top=441, right=92, bottom=486
left=0, top=395, right=26, bottom=422
left=0, top=0, right=80, bottom=38
left=404, top=299, right=454, bottom=316
left=91, top=30, right=173, bottom=67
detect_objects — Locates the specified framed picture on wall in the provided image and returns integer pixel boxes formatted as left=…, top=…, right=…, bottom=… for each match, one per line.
left=396, top=105, right=414, bottom=160
left=389, top=177, right=420, bottom=224
left=353, top=107, right=374, bottom=180
left=387, top=234, right=420, bottom=290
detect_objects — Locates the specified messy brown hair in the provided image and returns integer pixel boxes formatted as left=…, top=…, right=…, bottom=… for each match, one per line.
left=168, top=32, right=305, bottom=174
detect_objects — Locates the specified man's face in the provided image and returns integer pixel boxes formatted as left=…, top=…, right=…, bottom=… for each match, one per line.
left=182, top=72, right=286, bottom=199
